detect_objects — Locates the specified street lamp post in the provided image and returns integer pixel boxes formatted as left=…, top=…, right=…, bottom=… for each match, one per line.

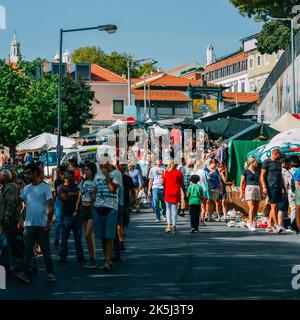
left=57, top=24, right=117, bottom=164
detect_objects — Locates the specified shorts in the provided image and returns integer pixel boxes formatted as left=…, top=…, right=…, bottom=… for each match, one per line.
left=117, top=205, right=124, bottom=226
left=211, top=189, right=219, bottom=202
left=219, top=190, right=227, bottom=200
left=245, top=185, right=261, bottom=201
left=267, top=186, right=283, bottom=203
left=278, top=193, right=289, bottom=212
left=296, top=187, right=300, bottom=206
left=93, top=207, right=118, bottom=240
left=79, top=206, right=93, bottom=221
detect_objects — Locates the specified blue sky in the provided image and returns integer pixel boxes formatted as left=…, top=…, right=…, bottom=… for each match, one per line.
left=0, top=0, right=262, bottom=70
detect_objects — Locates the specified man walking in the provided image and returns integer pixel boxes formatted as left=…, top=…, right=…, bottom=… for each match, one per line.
left=148, top=159, right=166, bottom=222
left=15, top=164, right=55, bottom=283
left=58, top=169, right=86, bottom=263
left=260, top=148, right=285, bottom=233
left=93, top=156, right=122, bottom=271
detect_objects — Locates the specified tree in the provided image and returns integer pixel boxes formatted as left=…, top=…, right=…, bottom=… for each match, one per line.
left=256, top=20, right=291, bottom=54
left=72, top=46, right=157, bottom=78
left=0, top=60, right=94, bottom=157
left=230, top=0, right=297, bottom=53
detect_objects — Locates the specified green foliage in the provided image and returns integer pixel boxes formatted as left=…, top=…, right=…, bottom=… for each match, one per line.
left=256, top=20, right=291, bottom=54
left=0, top=60, right=94, bottom=152
left=72, top=46, right=157, bottom=78
left=230, top=0, right=296, bottom=53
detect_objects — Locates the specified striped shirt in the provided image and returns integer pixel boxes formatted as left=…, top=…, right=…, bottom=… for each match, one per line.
left=93, top=169, right=123, bottom=210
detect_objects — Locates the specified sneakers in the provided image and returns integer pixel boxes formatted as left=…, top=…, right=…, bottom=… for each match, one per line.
left=165, top=226, right=172, bottom=233
left=15, top=271, right=30, bottom=284
left=194, top=229, right=199, bottom=233
left=47, top=273, right=56, bottom=282
left=275, top=225, right=284, bottom=234
left=155, top=219, right=160, bottom=223
left=171, top=226, right=177, bottom=234
left=161, top=215, right=167, bottom=221
left=266, top=227, right=275, bottom=233
left=286, top=227, right=296, bottom=234
left=84, top=259, right=97, bottom=269
left=191, top=228, right=195, bottom=233
left=101, top=261, right=112, bottom=272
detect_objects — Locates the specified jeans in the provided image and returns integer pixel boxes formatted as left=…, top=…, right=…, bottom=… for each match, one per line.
left=166, top=202, right=178, bottom=227
left=60, top=215, right=84, bottom=259
left=54, top=199, right=62, bottom=242
left=152, top=188, right=166, bottom=220
left=189, top=205, right=201, bottom=230
left=23, top=226, right=54, bottom=274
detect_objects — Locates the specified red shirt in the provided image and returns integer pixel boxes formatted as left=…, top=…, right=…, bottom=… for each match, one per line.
left=74, top=168, right=83, bottom=185
left=163, top=168, right=184, bottom=204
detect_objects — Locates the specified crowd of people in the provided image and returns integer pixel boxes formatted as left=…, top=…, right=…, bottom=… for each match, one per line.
left=1, top=145, right=300, bottom=285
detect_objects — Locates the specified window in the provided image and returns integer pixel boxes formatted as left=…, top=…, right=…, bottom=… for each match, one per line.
left=249, top=57, right=254, bottom=70
left=257, top=55, right=261, bottom=67
left=275, top=51, right=280, bottom=61
left=250, top=81, right=255, bottom=92
left=264, top=54, right=270, bottom=65
left=113, top=100, right=124, bottom=114
left=256, top=79, right=262, bottom=92
left=241, top=82, right=245, bottom=93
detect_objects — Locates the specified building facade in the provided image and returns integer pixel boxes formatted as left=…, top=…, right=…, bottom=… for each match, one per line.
left=242, top=34, right=284, bottom=93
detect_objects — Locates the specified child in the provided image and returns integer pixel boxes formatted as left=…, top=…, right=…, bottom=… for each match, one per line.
left=187, top=175, right=203, bottom=233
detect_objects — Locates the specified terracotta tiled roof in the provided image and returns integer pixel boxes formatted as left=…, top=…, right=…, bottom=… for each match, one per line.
left=205, top=51, right=248, bottom=72
left=133, top=89, right=191, bottom=102
left=223, top=92, right=259, bottom=103
left=131, top=78, right=142, bottom=84
left=132, top=73, right=204, bottom=89
left=91, top=64, right=127, bottom=83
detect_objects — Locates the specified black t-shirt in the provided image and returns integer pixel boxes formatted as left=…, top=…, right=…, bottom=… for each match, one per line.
left=262, top=159, right=283, bottom=188
left=242, top=169, right=259, bottom=186
left=123, top=174, right=134, bottom=206
left=58, top=183, right=79, bottom=216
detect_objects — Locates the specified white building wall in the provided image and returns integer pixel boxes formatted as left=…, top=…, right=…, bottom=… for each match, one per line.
left=209, top=71, right=249, bottom=93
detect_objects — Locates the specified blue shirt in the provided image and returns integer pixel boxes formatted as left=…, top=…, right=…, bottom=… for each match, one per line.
left=205, top=167, right=219, bottom=190
left=294, top=168, right=300, bottom=182
left=129, top=169, right=143, bottom=187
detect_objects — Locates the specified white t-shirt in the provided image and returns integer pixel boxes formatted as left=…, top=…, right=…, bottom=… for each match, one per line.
left=78, top=180, right=94, bottom=203
left=148, top=166, right=165, bottom=189
left=20, top=182, right=53, bottom=227
left=93, top=169, right=122, bottom=210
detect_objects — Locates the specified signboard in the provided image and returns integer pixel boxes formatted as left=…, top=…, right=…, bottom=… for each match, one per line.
left=193, top=99, right=218, bottom=113
left=127, top=117, right=136, bottom=126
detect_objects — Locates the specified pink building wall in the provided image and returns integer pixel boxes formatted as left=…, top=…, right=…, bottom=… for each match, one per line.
left=89, top=82, right=129, bottom=121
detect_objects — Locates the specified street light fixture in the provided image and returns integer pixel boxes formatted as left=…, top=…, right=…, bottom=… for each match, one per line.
left=254, top=16, right=296, bottom=114
left=127, top=58, right=157, bottom=108
left=56, top=24, right=117, bottom=164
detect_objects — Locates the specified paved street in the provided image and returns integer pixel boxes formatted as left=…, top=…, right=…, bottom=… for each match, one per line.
left=1, top=208, right=300, bottom=300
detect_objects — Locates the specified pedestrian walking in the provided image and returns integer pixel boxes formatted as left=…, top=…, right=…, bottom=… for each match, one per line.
left=260, top=148, right=285, bottom=234
left=93, top=156, right=122, bottom=272
left=187, top=175, right=203, bottom=233
left=162, top=160, right=186, bottom=233
left=15, top=164, right=55, bottom=284
left=240, top=157, right=261, bottom=232
left=58, top=169, right=86, bottom=263
left=148, top=159, right=166, bottom=222
left=294, top=166, right=300, bottom=231
left=75, top=162, right=97, bottom=269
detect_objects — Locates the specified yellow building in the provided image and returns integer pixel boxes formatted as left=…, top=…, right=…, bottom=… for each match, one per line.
left=242, top=34, right=284, bottom=92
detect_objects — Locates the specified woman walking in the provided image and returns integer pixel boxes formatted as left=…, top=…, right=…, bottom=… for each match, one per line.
left=75, top=162, right=97, bottom=269
left=193, top=160, right=211, bottom=225
left=218, top=162, right=234, bottom=221
left=162, top=161, right=186, bottom=233
left=240, top=157, right=261, bottom=232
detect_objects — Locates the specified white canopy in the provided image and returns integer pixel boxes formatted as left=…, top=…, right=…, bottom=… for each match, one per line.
left=16, top=133, right=76, bottom=152
left=270, top=112, right=300, bottom=132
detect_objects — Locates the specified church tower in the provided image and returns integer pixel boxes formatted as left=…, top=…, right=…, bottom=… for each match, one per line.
left=206, top=44, right=215, bottom=66
left=62, top=49, right=72, bottom=64
left=8, top=32, right=21, bottom=63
